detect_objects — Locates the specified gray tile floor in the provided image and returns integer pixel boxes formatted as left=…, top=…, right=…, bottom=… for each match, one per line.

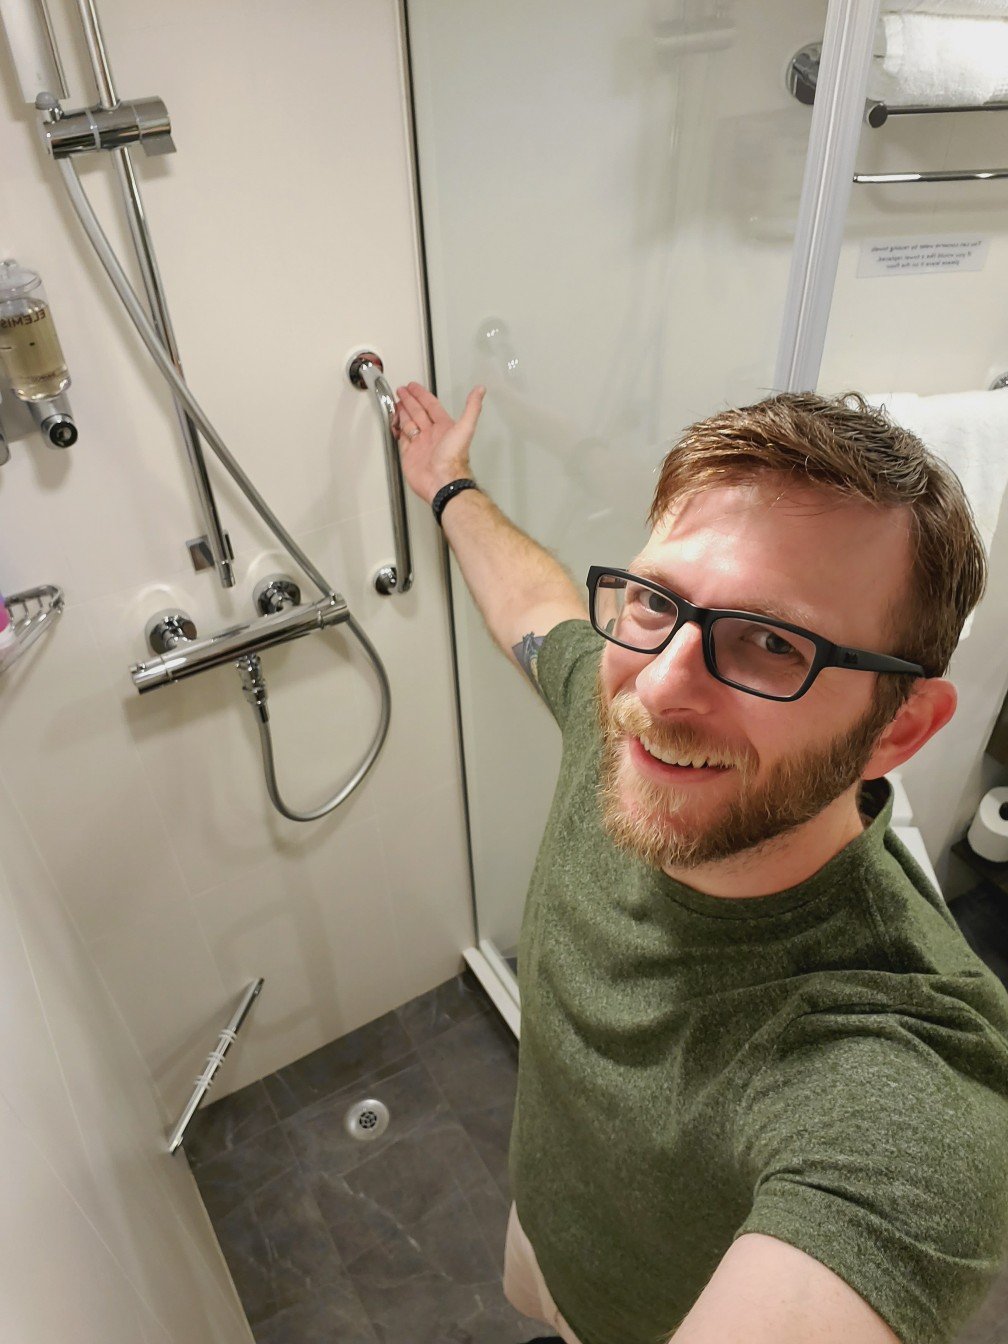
left=187, top=966, right=1008, bottom=1344
left=185, top=970, right=543, bottom=1344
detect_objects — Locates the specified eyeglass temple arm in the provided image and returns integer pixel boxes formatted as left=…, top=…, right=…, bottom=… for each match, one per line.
left=829, top=646, right=926, bottom=676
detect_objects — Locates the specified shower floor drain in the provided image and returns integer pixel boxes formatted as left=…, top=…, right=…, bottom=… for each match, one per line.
left=344, top=1097, right=390, bottom=1141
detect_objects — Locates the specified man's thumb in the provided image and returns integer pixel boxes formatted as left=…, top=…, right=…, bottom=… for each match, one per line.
left=459, top=385, right=486, bottom=433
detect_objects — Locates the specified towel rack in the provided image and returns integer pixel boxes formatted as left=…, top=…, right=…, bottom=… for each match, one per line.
left=789, top=43, right=1008, bottom=184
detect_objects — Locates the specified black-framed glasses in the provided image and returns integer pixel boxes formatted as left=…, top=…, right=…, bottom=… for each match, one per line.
left=586, top=566, right=925, bottom=703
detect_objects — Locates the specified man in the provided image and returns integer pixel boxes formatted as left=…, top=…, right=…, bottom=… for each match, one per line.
left=394, top=380, right=1008, bottom=1344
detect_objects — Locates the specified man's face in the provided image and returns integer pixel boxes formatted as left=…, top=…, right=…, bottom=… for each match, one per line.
left=596, top=479, right=914, bottom=870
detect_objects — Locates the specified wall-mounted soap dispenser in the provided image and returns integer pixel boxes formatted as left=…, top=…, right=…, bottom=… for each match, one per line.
left=0, top=258, right=77, bottom=448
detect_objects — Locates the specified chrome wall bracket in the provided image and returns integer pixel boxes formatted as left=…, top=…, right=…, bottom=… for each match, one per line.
left=187, top=533, right=234, bottom=575
left=39, top=94, right=175, bottom=159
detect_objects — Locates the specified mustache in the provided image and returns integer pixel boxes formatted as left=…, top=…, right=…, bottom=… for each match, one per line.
left=601, top=690, right=756, bottom=774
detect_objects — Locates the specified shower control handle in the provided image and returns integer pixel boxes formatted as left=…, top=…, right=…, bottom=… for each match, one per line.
left=253, top=574, right=301, bottom=616
left=145, top=610, right=197, bottom=654
left=348, top=350, right=413, bottom=597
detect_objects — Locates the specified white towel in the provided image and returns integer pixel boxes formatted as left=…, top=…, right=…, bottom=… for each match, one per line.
left=870, top=13, right=1008, bottom=106
left=867, top=389, right=1008, bottom=638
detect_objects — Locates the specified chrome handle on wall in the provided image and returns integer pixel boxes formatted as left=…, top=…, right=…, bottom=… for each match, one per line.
left=348, top=350, right=413, bottom=596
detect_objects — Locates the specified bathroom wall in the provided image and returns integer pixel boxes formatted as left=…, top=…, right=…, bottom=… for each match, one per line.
left=0, top=772, right=251, bottom=1344
left=0, top=0, right=472, bottom=1129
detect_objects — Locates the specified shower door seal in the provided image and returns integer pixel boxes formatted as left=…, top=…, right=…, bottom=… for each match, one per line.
left=774, top=0, right=880, bottom=393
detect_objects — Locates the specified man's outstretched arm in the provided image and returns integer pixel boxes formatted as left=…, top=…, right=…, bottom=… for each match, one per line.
left=395, top=381, right=586, bottom=689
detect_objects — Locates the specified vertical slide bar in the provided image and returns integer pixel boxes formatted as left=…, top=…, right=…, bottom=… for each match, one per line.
left=74, top=0, right=236, bottom=588
left=773, top=0, right=881, bottom=393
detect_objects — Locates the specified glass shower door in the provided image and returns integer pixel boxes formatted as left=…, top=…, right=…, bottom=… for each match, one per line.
left=406, top=0, right=831, bottom=1017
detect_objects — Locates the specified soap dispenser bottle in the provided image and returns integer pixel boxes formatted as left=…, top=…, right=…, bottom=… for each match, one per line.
left=0, top=259, right=70, bottom=401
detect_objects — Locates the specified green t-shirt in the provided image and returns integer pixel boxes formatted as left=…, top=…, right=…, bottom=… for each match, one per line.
left=511, top=620, right=1008, bottom=1344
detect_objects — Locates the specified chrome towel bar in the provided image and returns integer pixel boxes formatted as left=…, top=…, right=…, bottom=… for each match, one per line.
left=863, top=97, right=1008, bottom=129
left=853, top=167, right=1008, bottom=184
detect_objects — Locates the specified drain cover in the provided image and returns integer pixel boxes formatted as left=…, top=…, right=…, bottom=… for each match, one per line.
left=344, top=1097, right=390, bottom=1141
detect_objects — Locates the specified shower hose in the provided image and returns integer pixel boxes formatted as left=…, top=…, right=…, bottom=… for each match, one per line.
left=55, top=156, right=392, bottom=822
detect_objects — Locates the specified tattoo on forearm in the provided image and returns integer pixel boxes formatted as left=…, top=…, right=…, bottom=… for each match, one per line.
left=513, top=632, right=546, bottom=694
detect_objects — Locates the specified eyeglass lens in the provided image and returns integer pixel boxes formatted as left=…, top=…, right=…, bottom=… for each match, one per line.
left=593, top=573, right=817, bottom=697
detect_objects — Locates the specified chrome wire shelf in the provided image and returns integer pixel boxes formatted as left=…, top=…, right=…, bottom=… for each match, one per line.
left=1, top=585, right=64, bottom=673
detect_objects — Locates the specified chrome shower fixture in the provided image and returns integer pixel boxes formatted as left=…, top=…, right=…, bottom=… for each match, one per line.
left=16, top=0, right=393, bottom=821
left=37, top=91, right=174, bottom=158
left=25, top=0, right=235, bottom=589
left=132, top=579, right=391, bottom=822
left=132, top=589, right=349, bottom=692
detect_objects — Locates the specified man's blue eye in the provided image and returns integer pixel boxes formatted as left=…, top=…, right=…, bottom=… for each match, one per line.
left=646, top=592, right=673, bottom=615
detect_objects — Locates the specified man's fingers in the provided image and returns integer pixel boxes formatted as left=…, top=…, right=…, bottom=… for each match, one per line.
left=406, top=382, right=451, bottom=425
left=395, top=386, right=430, bottom=432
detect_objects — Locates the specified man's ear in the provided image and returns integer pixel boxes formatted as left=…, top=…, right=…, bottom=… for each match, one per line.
left=863, top=677, right=957, bottom=779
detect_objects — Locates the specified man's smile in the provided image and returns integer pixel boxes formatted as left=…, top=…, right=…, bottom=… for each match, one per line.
left=629, top=735, right=734, bottom=782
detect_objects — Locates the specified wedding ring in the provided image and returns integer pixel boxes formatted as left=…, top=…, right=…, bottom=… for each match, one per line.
left=405, top=427, right=420, bottom=440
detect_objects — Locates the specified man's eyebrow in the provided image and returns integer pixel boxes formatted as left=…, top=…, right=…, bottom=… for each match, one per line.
left=628, top=564, right=819, bottom=629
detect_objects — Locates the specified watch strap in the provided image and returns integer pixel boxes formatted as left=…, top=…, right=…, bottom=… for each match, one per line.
left=432, top=478, right=479, bottom=527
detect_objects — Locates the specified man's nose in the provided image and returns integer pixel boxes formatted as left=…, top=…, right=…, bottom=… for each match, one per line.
left=634, top=620, right=715, bottom=717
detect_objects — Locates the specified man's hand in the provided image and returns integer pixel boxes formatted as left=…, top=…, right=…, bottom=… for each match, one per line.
left=393, top=378, right=585, bottom=674
left=393, top=381, right=486, bottom=506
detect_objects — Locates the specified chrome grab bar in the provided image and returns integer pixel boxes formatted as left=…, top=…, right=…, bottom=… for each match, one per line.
left=130, top=594, right=349, bottom=692
left=348, top=350, right=413, bottom=596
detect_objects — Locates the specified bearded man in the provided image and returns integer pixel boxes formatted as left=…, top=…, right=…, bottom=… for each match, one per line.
left=394, top=380, right=1008, bottom=1344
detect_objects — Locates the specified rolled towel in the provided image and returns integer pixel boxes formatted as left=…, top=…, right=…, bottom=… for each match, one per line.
left=870, top=13, right=1008, bottom=106
left=866, top=388, right=1008, bottom=638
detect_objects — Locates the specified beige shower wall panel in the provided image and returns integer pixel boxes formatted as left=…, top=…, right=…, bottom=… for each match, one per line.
left=0, top=775, right=251, bottom=1344
left=0, top=0, right=471, bottom=1121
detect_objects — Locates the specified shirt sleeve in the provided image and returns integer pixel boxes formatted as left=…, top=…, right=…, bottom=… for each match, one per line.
left=536, top=619, right=605, bottom=731
left=735, top=1004, right=1008, bottom=1344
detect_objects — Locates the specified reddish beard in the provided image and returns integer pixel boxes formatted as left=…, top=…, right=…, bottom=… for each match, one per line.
left=595, top=672, right=892, bottom=870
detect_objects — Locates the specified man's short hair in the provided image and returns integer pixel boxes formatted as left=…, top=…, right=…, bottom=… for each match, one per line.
left=650, top=391, right=987, bottom=719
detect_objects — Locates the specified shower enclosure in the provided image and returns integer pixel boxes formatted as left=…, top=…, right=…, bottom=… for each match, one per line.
left=406, top=0, right=886, bottom=1025
left=408, top=0, right=1008, bottom=1024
